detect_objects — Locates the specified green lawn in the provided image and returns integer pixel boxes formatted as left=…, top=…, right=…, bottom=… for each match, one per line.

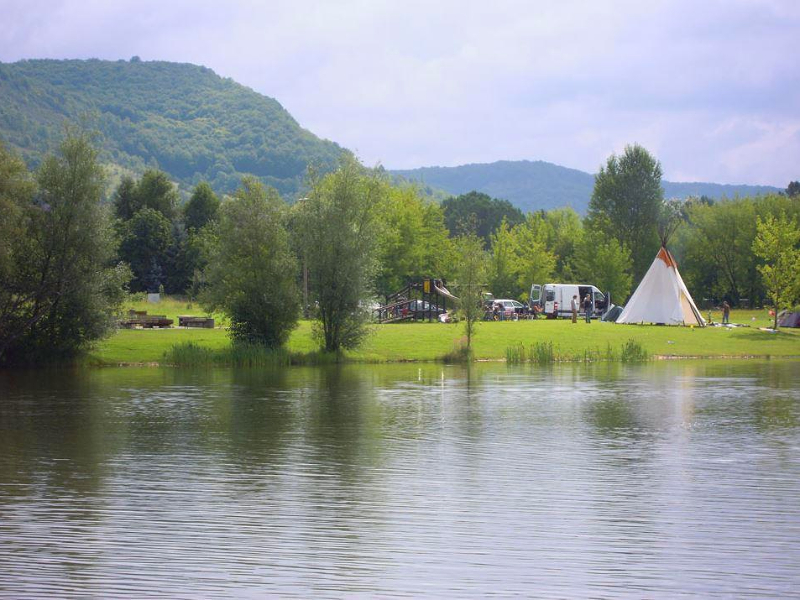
left=90, top=308, right=800, bottom=365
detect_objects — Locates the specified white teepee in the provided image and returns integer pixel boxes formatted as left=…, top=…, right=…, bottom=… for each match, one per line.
left=616, top=246, right=705, bottom=326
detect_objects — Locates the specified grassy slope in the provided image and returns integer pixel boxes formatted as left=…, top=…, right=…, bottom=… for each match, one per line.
left=90, top=308, right=800, bottom=365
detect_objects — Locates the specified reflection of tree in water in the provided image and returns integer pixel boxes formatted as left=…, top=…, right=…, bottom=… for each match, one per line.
left=0, top=369, right=108, bottom=502
left=584, top=396, right=639, bottom=434
left=301, top=365, right=383, bottom=479
left=225, top=366, right=293, bottom=468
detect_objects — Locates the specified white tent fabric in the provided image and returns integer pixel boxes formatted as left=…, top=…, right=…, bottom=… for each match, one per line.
left=616, top=247, right=705, bottom=326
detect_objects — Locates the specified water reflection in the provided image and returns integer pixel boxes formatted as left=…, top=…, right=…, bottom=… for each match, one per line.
left=0, top=361, right=799, bottom=597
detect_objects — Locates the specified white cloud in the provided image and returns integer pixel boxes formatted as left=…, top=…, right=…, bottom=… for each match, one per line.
left=0, top=0, right=797, bottom=185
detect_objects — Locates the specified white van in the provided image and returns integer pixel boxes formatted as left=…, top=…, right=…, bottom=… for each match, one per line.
left=529, top=283, right=609, bottom=319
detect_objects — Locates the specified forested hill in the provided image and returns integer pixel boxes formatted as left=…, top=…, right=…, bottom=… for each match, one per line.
left=391, top=160, right=781, bottom=213
left=0, top=58, right=346, bottom=198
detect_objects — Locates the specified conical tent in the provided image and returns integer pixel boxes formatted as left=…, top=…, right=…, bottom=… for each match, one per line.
left=616, top=247, right=705, bottom=326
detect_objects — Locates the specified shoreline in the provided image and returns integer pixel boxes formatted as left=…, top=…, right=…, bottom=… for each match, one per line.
left=84, top=353, right=800, bottom=369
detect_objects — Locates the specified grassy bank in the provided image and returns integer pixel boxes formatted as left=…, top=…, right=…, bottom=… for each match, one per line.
left=89, top=308, right=800, bottom=366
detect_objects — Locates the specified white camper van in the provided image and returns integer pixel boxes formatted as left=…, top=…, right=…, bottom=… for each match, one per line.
left=529, top=283, right=609, bottom=319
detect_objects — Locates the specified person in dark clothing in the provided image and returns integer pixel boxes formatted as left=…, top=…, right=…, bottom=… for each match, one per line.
left=583, top=294, right=592, bottom=323
left=722, top=301, right=731, bottom=324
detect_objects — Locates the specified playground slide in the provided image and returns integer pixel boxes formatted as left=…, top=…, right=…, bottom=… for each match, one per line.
left=433, top=282, right=458, bottom=301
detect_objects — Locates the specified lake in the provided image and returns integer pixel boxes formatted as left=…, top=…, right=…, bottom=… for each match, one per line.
left=1, top=361, right=798, bottom=598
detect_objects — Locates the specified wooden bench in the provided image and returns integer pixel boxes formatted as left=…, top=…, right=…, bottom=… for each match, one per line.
left=119, top=310, right=174, bottom=329
left=178, top=315, right=215, bottom=328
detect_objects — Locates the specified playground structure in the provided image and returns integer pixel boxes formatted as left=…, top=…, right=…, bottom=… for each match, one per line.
left=376, top=279, right=458, bottom=323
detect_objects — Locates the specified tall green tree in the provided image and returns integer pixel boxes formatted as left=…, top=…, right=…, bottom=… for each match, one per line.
left=753, top=213, right=800, bottom=330
left=202, top=177, right=299, bottom=346
left=453, top=232, right=488, bottom=350
left=0, top=131, right=129, bottom=365
left=118, top=207, right=174, bottom=292
left=588, top=144, right=664, bottom=280
left=295, top=157, right=385, bottom=352
left=184, top=181, right=220, bottom=231
left=543, top=207, right=583, bottom=280
left=375, top=185, right=453, bottom=297
left=678, top=198, right=760, bottom=303
left=112, top=175, right=139, bottom=221
left=488, top=219, right=518, bottom=298
left=511, top=215, right=557, bottom=296
left=573, top=230, right=633, bottom=303
left=112, top=169, right=179, bottom=221
left=0, top=142, right=36, bottom=360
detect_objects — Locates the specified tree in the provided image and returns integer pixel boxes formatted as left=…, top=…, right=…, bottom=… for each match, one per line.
left=0, top=130, right=129, bottom=365
left=453, top=232, right=488, bottom=350
left=573, top=230, right=633, bottom=303
left=135, top=169, right=179, bottom=220
left=753, top=213, right=800, bottom=330
left=295, top=157, right=385, bottom=352
left=442, top=191, right=524, bottom=243
left=112, top=175, right=139, bottom=221
left=112, top=169, right=179, bottom=221
left=510, top=215, right=557, bottom=296
left=678, top=198, right=760, bottom=304
left=543, top=207, right=583, bottom=280
left=787, top=181, right=800, bottom=198
left=202, top=177, right=299, bottom=346
left=588, top=144, right=664, bottom=280
left=0, top=142, right=36, bottom=361
left=375, top=185, right=453, bottom=297
left=118, top=207, right=174, bottom=292
left=488, top=219, right=518, bottom=298
left=184, top=181, right=220, bottom=231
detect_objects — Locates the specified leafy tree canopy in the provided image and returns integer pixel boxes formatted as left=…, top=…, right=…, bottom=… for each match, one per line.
left=202, top=177, right=299, bottom=347
left=184, top=181, right=220, bottom=231
left=0, top=130, right=129, bottom=365
left=442, top=191, right=524, bottom=243
left=295, top=157, right=386, bottom=352
left=588, top=144, right=664, bottom=280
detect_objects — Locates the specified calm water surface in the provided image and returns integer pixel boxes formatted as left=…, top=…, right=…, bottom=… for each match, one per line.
left=0, top=361, right=799, bottom=598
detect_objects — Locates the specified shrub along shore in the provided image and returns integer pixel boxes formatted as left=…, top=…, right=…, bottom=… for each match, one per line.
left=88, top=308, right=800, bottom=366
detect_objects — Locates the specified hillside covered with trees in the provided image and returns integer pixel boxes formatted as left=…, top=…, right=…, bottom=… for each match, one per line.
left=392, top=160, right=781, bottom=214
left=0, top=58, right=345, bottom=198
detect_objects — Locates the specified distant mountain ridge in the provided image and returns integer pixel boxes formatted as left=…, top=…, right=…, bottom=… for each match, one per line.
left=0, top=58, right=346, bottom=198
left=390, top=160, right=781, bottom=213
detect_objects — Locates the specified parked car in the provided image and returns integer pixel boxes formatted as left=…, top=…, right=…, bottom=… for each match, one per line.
left=492, top=299, right=526, bottom=319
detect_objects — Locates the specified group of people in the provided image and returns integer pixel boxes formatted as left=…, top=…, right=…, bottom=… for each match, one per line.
left=570, top=294, right=594, bottom=323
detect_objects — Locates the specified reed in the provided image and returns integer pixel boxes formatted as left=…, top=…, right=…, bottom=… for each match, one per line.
left=440, top=338, right=473, bottom=363
left=531, top=341, right=555, bottom=364
left=505, top=343, right=526, bottom=364
left=619, top=339, right=649, bottom=362
left=164, top=341, right=290, bottom=367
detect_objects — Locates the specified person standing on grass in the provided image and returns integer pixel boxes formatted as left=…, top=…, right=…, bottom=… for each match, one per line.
left=583, top=294, right=592, bottom=323
left=722, top=301, right=731, bottom=324
left=571, top=294, right=578, bottom=323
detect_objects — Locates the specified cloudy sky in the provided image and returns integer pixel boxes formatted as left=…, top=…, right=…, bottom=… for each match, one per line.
left=1, top=0, right=797, bottom=185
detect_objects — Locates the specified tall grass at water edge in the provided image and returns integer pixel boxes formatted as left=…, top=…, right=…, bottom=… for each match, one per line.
left=505, top=339, right=648, bottom=364
left=440, top=337, right=473, bottom=363
left=164, top=341, right=341, bottom=367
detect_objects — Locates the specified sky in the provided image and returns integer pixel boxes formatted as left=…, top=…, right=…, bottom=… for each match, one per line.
left=1, top=0, right=798, bottom=186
